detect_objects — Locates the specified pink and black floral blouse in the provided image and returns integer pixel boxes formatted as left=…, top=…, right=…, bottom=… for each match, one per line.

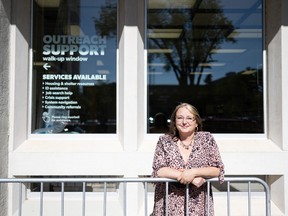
left=151, top=132, right=225, bottom=216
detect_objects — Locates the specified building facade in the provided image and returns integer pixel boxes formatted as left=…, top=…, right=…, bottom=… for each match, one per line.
left=0, top=0, right=288, bottom=215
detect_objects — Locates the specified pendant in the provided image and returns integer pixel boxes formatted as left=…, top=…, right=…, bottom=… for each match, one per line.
left=180, top=141, right=192, bottom=150
left=184, top=146, right=189, bottom=150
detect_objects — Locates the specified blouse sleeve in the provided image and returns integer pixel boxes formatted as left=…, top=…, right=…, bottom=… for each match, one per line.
left=206, top=133, right=225, bottom=183
left=151, top=135, right=168, bottom=178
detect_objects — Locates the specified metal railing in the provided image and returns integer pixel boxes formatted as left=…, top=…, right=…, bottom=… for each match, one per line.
left=0, top=177, right=270, bottom=216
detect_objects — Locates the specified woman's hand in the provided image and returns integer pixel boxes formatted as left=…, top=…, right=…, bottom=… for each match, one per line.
left=191, top=177, right=206, bottom=188
left=177, top=169, right=196, bottom=184
left=177, top=169, right=206, bottom=187
left=177, top=167, right=220, bottom=185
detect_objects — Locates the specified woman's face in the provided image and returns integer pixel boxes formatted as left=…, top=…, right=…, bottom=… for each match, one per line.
left=175, top=106, right=198, bottom=135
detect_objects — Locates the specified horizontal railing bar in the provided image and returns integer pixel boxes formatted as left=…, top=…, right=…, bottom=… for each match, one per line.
left=0, top=177, right=268, bottom=184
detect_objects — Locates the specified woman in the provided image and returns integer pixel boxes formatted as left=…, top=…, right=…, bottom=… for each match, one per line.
left=151, top=103, right=224, bottom=215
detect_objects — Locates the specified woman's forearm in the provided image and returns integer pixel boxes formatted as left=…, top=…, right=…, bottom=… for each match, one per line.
left=193, top=167, right=220, bottom=178
left=157, top=167, right=182, bottom=179
left=177, top=167, right=220, bottom=184
left=157, top=166, right=220, bottom=182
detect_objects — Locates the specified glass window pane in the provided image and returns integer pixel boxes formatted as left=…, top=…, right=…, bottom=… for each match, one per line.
left=32, top=0, right=117, bottom=134
left=147, top=0, right=263, bottom=133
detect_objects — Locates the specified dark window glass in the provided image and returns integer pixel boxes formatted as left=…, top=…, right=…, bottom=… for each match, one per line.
left=147, top=0, right=263, bottom=133
left=32, top=0, right=117, bottom=134
left=30, top=176, right=121, bottom=192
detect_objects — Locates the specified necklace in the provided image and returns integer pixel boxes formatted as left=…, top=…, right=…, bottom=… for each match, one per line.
left=179, top=137, right=194, bottom=150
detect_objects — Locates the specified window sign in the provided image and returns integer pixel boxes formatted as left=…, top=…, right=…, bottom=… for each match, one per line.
left=32, top=0, right=117, bottom=134
left=147, top=0, right=263, bottom=133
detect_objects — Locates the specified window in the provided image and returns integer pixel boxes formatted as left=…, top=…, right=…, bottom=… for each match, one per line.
left=32, top=0, right=117, bottom=134
left=147, top=0, right=263, bottom=133
left=30, top=176, right=122, bottom=192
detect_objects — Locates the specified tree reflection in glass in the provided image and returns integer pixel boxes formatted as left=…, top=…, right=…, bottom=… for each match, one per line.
left=147, top=0, right=263, bottom=133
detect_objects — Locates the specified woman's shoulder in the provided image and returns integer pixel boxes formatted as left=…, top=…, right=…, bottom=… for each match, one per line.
left=196, top=131, right=218, bottom=147
left=196, top=131, right=212, bottom=137
left=158, top=134, right=173, bottom=141
left=196, top=131, right=215, bottom=142
left=156, top=134, right=175, bottom=146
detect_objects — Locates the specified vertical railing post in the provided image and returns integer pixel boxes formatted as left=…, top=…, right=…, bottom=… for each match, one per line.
left=82, top=182, right=86, bottom=216
left=123, top=182, right=127, bottom=216
left=266, top=186, right=271, bottom=216
left=61, top=182, right=64, bottom=216
left=248, top=181, right=251, bottom=216
left=207, top=181, right=210, bottom=216
left=18, top=183, right=22, bottom=216
left=262, top=179, right=271, bottom=216
left=103, top=182, right=107, bottom=216
left=227, top=181, right=231, bottom=216
left=144, top=182, right=148, bottom=216
left=40, top=182, right=44, bottom=216
left=165, top=182, right=169, bottom=216
left=185, top=184, right=189, bottom=216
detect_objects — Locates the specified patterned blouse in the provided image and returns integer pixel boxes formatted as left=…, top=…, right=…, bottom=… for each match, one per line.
left=151, top=132, right=225, bottom=216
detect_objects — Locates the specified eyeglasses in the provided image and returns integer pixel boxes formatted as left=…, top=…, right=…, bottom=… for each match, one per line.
left=175, top=116, right=196, bottom=122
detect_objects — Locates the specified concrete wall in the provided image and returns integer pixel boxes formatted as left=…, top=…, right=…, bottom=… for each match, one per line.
left=0, top=0, right=10, bottom=215
left=266, top=0, right=288, bottom=212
